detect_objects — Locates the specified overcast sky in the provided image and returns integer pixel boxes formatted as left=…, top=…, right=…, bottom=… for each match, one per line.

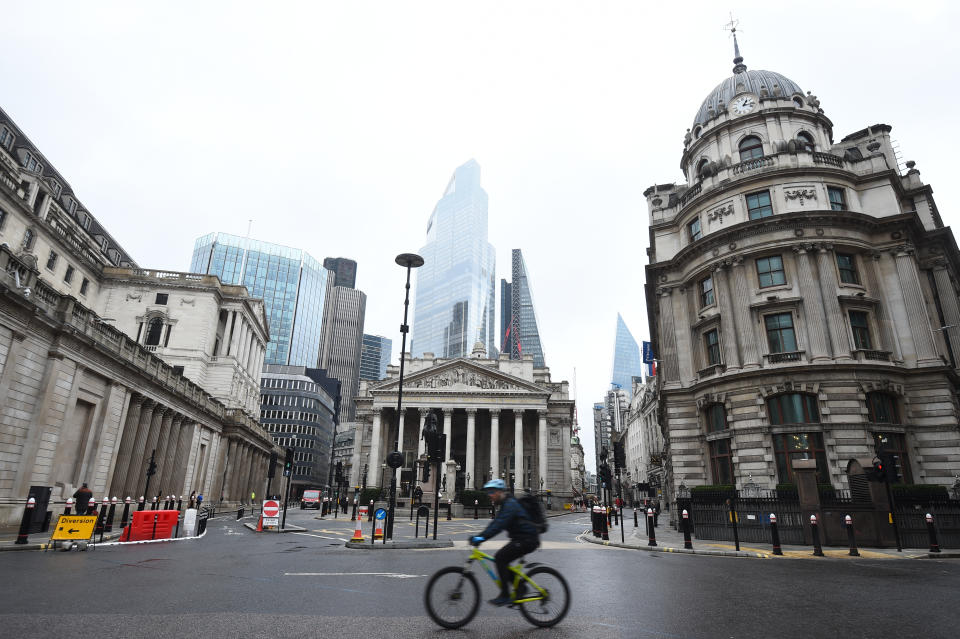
left=2, top=1, right=957, bottom=472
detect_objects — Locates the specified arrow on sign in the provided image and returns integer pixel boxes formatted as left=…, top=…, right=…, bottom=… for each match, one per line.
left=67, top=528, right=80, bottom=534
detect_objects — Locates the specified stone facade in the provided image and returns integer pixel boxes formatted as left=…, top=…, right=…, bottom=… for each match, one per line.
left=644, top=46, right=960, bottom=513
left=350, top=347, right=574, bottom=506
left=623, top=379, right=663, bottom=503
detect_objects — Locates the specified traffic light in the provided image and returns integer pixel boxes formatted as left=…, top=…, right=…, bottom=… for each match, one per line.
left=866, top=459, right=886, bottom=482
left=421, top=460, right=431, bottom=483
left=335, top=461, right=343, bottom=484
left=613, top=440, right=625, bottom=473
left=283, top=447, right=294, bottom=476
left=879, top=450, right=899, bottom=483
left=267, top=450, right=278, bottom=479
left=427, top=431, right=445, bottom=462
left=599, top=464, right=612, bottom=486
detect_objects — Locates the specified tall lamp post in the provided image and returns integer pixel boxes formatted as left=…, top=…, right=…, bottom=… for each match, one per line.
left=386, top=252, right=424, bottom=540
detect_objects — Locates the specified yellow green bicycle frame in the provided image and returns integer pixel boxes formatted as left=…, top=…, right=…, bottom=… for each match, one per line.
left=468, top=547, right=548, bottom=604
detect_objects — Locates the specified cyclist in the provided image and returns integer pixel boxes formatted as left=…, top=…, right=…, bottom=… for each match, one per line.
left=469, top=478, right=540, bottom=606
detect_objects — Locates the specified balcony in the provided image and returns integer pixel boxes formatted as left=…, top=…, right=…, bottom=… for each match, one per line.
left=697, top=363, right=725, bottom=378
left=854, top=349, right=892, bottom=362
left=766, top=351, right=804, bottom=364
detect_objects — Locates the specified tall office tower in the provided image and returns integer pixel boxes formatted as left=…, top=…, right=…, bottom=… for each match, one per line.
left=611, top=313, right=644, bottom=398
left=359, top=334, right=392, bottom=381
left=191, top=233, right=330, bottom=367
left=318, top=285, right=366, bottom=422
left=323, top=257, right=357, bottom=289
left=500, top=249, right=546, bottom=368
left=411, top=159, right=497, bottom=358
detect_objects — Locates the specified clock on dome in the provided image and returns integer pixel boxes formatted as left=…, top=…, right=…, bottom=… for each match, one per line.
left=730, top=95, right=757, bottom=116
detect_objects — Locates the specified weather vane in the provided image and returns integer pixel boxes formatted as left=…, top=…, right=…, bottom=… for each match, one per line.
left=723, top=12, right=746, bottom=73
left=723, top=12, right=739, bottom=36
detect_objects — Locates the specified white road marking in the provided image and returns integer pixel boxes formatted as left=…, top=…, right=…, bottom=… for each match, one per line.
left=285, top=572, right=427, bottom=579
left=291, top=532, right=348, bottom=541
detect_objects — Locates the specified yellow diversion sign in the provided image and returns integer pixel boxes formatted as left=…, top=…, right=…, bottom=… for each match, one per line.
left=50, top=515, right=97, bottom=541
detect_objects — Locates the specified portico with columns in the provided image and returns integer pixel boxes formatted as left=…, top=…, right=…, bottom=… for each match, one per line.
left=352, top=350, right=574, bottom=507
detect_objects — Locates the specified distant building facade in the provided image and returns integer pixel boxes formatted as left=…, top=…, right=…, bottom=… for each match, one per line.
left=412, top=159, right=497, bottom=359
left=191, top=233, right=330, bottom=367
left=500, top=249, right=546, bottom=368
left=323, top=257, right=357, bottom=289
left=359, top=333, right=392, bottom=381
left=612, top=313, right=644, bottom=398
left=319, top=285, right=366, bottom=422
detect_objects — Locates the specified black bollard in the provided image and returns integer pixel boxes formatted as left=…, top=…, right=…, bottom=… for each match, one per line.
left=682, top=509, right=693, bottom=550
left=446, top=499, right=452, bottom=521
left=601, top=508, right=609, bottom=541
left=592, top=507, right=600, bottom=537
left=105, top=497, right=117, bottom=533
left=64, top=498, right=74, bottom=516
left=810, top=514, right=824, bottom=557
left=351, top=499, right=358, bottom=521
left=88, top=498, right=97, bottom=519
left=647, top=508, right=657, bottom=546
left=120, top=497, right=132, bottom=530
left=926, top=513, right=941, bottom=553
left=95, top=499, right=108, bottom=542
left=769, top=513, right=783, bottom=556
left=138, top=496, right=145, bottom=512
left=237, top=506, right=244, bottom=520
left=368, top=500, right=374, bottom=522
left=474, top=500, right=478, bottom=519
left=633, top=508, right=638, bottom=528
left=15, top=497, right=35, bottom=545
left=177, top=496, right=183, bottom=512
left=728, top=500, right=740, bottom=552
left=844, top=514, right=860, bottom=557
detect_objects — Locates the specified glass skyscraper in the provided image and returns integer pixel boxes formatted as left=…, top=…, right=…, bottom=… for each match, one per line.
left=612, top=313, right=644, bottom=399
left=500, top=249, right=546, bottom=368
left=412, top=159, right=497, bottom=358
left=359, top=334, right=392, bottom=381
left=191, top=232, right=330, bottom=367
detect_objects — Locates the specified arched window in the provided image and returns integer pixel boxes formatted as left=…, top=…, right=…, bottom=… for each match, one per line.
left=696, top=158, right=710, bottom=178
left=797, top=131, right=815, bottom=152
left=21, top=228, right=36, bottom=250
left=793, top=96, right=804, bottom=109
left=693, top=126, right=702, bottom=139
left=145, top=317, right=164, bottom=346
left=767, top=393, right=819, bottom=425
left=738, top=136, right=764, bottom=161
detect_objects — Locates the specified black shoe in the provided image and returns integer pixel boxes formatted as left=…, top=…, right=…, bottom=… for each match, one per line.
left=488, top=595, right=511, bottom=606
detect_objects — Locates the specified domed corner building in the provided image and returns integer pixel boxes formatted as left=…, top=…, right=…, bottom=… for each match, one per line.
left=644, top=38, right=960, bottom=536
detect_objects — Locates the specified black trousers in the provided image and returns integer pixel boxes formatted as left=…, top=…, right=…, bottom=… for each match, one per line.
left=494, top=538, right=539, bottom=597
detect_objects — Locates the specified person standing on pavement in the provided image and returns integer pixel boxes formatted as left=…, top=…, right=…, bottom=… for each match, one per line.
left=73, top=483, right=93, bottom=514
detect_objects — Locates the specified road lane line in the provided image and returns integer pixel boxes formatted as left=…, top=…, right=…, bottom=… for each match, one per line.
left=285, top=572, right=427, bottom=578
left=292, top=532, right=348, bottom=541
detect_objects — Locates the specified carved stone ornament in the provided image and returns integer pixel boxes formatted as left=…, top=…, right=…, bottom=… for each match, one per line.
left=126, top=292, right=143, bottom=302
left=795, top=228, right=805, bottom=237
left=707, top=204, right=733, bottom=223
left=785, top=188, right=817, bottom=205
left=549, top=429, right=561, bottom=446
left=407, top=367, right=519, bottom=391
left=180, top=297, right=195, bottom=306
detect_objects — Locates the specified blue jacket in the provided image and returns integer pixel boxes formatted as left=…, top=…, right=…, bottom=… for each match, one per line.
left=479, top=495, right=538, bottom=541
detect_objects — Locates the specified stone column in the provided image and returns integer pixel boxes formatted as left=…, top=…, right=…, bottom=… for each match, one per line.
left=894, top=245, right=940, bottom=364
left=514, top=411, right=523, bottom=491
left=122, top=400, right=156, bottom=498
left=489, top=410, right=500, bottom=482
left=228, top=311, right=242, bottom=356
left=395, top=409, right=412, bottom=485
left=867, top=252, right=902, bottom=360
left=657, top=287, right=679, bottom=382
left=152, top=410, right=177, bottom=493
left=216, top=438, right=236, bottom=500
left=443, top=409, right=452, bottom=461
left=793, top=245, right=831, bottom=361
left=161, top=414, right=186, bottom=493
left=560, top=420, right=572, bottom=498
left=465, top=409, right=476, bottom=490
left=111, top=393, right=145, bottom=497
left=730, top=257, right=760, bottom=368
left=138, top=405, right=167, bottom=498
left=538, top=410, right=548, bottom=493
left=367, top=409, right=382, bottom=487
left=932, top=260, right=960, bottom=366
left=171, top=420, right=195, bottom=496
left=816, top=245, right=853, bottom=360
left=715, top=262, right=741, bottom=370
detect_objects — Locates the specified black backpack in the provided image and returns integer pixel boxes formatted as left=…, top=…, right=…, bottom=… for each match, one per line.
left=516, top=493, right=549, bottom=534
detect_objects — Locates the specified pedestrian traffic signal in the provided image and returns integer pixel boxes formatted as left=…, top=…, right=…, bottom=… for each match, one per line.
left=422, top=461, right=431, bottom=483
left=284, top=447, right=294, bottom=476
left=267, top=450, right=278, bottom=479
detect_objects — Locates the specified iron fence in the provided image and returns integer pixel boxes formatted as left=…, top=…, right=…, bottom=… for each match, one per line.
left=678, top=490, right=804, bottom=545
left=894, top=500, right=960, bottom=549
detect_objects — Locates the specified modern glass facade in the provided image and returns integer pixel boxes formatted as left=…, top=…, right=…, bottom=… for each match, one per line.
left=612, top=313, right=644, bottom=399
left=359, top=334, right=392, bottom=381
left=411, top=160, right=497, bottom=358
left=191, top=233, right=329, bottom=366
left=500, top=249, right=546, bottom=367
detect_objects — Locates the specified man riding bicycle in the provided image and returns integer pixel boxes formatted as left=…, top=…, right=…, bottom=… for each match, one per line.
left=470, top=478, right=540, bottom=606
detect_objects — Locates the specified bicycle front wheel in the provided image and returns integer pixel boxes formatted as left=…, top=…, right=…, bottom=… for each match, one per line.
left=519, top=566, right=571, bottom=628
left=424, top=566, right=481, bottom=629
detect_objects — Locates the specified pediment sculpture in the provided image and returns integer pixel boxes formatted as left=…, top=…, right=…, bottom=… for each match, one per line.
left=407, top=366, right=520, bottom=391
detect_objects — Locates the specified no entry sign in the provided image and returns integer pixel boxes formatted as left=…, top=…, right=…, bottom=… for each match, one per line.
left=263, top=500, right=280, bottom=518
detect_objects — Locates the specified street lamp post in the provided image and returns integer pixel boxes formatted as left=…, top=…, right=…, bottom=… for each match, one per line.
left=386, top=252, right=424, bottom=541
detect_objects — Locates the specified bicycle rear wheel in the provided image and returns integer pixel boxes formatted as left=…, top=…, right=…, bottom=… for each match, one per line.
left=518, top=566, right=570, bottom=628
left=424, top=566, right=481, bottom=629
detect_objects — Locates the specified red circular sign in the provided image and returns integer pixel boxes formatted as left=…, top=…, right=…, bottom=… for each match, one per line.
left=263, top=500, right=280, bottom=518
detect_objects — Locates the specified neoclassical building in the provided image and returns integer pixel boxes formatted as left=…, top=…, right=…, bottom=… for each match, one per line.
left=644, top=38, right=960, bottom=506
left=350, top=344, right=574, bottom=504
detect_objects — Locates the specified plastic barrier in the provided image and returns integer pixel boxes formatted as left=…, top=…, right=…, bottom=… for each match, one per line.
left=121, top=509, right=180, bottom=541
left=351, top=507, right=367, bottom=542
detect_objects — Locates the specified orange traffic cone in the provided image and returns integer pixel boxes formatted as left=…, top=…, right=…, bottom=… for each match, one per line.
left=351, top=507, right=366, bottom=542
left=256, top=514, right=263, bottom=532
left=374, top=514, right=384, bottom=540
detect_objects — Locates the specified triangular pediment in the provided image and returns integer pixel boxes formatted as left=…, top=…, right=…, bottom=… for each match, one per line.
left=371, top=358, right=546, bottom=395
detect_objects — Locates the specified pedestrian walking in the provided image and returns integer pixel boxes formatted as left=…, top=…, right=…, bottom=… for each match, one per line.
left=73, top=483, right=93, bottom=514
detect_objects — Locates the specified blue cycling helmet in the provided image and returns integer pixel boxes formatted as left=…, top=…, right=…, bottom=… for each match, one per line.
left=483, top=478, right=506, bottom=491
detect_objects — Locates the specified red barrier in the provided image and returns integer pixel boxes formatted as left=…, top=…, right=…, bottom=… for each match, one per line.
left=121, top=509, right=180, bottom=541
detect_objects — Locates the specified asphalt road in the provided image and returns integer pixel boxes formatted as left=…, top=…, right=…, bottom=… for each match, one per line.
left=1, top=509, right=959, bottom=638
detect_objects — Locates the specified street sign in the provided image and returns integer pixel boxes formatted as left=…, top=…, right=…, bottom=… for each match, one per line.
left=50, top=515, right=97, bottom=541
left=375, top=508, right=386, bottom=520
left=263, top=517, right=280, bottom=527
left=263, top=500, right=280, bottom=518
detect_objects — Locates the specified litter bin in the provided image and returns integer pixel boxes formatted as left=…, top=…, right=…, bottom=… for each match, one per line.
left=28, top=486, right=52, bottom=533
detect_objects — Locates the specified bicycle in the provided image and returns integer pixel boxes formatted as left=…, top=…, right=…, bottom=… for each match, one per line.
left=424, top=546, right=570, bottom=629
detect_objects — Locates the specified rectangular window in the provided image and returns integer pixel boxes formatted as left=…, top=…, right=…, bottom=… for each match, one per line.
left=828, top=187, right=846, bottom=211
left=849, top=310, right=871, bottom=349
left=46, top=250, right=58, bottom=271
left=80, top=278, right=89, bottom=296
left=867, top=393, right=900, bottom=424
left=155, top=293, right=169, bottom=305
left=765, top=312, right=797, bottom=353
left=700, top=276, right=715, bottom=307
left=756, top=255, right=786, bottom=287
left=746, top=190, right=773, bottom=219
left=704, top=329, right=721, bottom=365
left=0, top=207, right=7, bottom=230
left=836, top=253, right=860, bottom=285
left=0, top=125, right=13, bottom=150
left=706, top=404, right=727, bottom=433
left=768, top=393, right=820, bottom=425
left=709, top=439, right=734, bottom=485
left=172, top=365, right=185, bottom=376
left=689, top=218, right=702, bottom=242
left=50, top=181, right=62, bottom=198
left=64, top=265, right=75, bottom=284
left=24, top=152, right=42, bottom=173
left=67, top=200, right=78, bottom=215
left=773, top=433, right=828, bottom=484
